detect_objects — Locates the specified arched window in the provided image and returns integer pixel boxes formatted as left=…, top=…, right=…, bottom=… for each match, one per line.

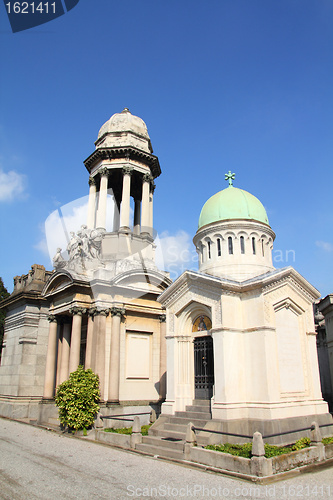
left=217, top=238, right=221, bottom=257
left=262, top=240, right=265, bottom=256
left=240, top=236, right=245, bottom=254
left=228, top=236, right=233, bottom=255
left=208, top=241, right=211, bottom=259
left=252, top=237, right=256, bottom=255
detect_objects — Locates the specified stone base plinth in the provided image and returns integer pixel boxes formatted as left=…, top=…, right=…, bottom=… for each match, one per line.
left=197, top=413, right=333, bottom=446
left=0, top=395, right=43, bottom=422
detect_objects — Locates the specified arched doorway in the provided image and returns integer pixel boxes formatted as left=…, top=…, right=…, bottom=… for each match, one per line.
left=192, top=315, right=214, bottom=400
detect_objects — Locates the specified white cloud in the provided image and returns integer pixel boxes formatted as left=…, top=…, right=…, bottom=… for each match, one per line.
left=316, top=241, right=333, bottom=253
left=155, top=230, right=198, bottom=280
left=0, top=168, right=26, bottom=202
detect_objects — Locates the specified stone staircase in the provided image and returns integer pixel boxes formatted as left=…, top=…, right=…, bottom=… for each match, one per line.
left=135, top=400, right=212, bottom=460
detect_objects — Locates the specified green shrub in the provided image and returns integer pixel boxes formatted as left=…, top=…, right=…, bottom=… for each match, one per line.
left=322, top=436, right=333, bottom=445
left=104, top=424, right=151, bottom=436
left=205, top=437, right=311, bottom=458
left=55, top=366, right=100, bottom=431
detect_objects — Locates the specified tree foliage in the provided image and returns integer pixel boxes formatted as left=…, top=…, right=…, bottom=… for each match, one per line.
left=55, top=365, right=100, bottom=431
left=0, top=277, right=10, bottom=361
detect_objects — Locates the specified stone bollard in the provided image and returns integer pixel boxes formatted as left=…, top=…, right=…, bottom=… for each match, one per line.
left=310, top=422, right=325, bottom=461
left=150, top=409, right=156, bottom=424
left=250, top=432, right=272, bottom=477
left=130, top=416, right=142, bottom=449
left=252, top=431, right=265, bottom=457
left=184, top=422, right=196, bottom=460
left=94, top=412, right=104, bottom=440
left=94, top=412, right=104, bottom=429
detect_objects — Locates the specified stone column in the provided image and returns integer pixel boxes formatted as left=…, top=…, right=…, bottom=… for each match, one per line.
left=133, top=199, right=141, bottom=235
left=68, top=307, right=86, bottom=374
left=149, top=182, right=155, bottom=237
left=120, top=166, right=133, bottom=232
left=159, top=314, right=167, bottom=399
left=94, top=308, right=109, bottom=399
left=108, top=307, right=125, bottom=403
left=113, top=198, right=120, bottom=232
left=87, top=176, right=97, bottom=229
left=159, top=314, right=167, bottom=400
left=96, top=167, right=108, bottom=229
left=85, top=308, right=96, bottom=370
left=56, top=323, right=63, bottom=387
left=59, top=319, right=71, bottom=384
left=43, top=315, right=59, bottom=399
left=141, top=173, right=152, bottom=235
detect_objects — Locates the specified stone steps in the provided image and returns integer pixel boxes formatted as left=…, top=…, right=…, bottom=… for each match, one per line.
left=135, top=400, right=212, bottom=459
left=136, top=436, right=185, bottom=460
left=142, top=435, right=185, bottom=451
left=151, top=428, right=186, bottom=440
left=173, top=410, right=212, bottom=420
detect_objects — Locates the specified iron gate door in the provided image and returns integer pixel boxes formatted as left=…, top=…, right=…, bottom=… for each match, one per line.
left=194, top=336, right=214, bottom=399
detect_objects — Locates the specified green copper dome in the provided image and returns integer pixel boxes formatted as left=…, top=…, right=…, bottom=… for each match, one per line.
left=198, top=186, right=269, bottom=229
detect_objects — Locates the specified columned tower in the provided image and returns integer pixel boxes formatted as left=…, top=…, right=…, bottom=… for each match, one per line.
left=83, top=108, right=159, bottom=265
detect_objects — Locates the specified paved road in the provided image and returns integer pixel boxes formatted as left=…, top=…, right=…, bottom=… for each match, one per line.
left=0, top=418, right=333, bottom=500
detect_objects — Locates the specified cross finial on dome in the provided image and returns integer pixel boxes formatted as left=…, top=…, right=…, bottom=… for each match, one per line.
left=225, top=170, right=235, bottom=186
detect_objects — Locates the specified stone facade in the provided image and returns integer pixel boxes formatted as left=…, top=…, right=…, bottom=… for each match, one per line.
left=0, top=265, right=52, bottom=419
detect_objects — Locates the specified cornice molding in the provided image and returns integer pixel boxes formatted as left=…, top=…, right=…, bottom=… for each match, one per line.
left=193, top=219, right=276, bottom=245
left=83, top=146, right=161, bottom=179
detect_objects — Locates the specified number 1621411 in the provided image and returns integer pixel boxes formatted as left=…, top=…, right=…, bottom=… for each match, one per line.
left=5, top=2, right=57, bottom=14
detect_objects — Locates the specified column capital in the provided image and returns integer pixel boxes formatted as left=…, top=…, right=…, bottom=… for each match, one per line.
left=88, top=307, right=97, bottom=317
left=95, top=308, right=109, bottom=317
left=110, top=306, right=126, bottom=318
left=159, top=314, right=166, bottom=323
left=69, top=306, right=87, bottom=316
left=89, top=176, right=96, bottom=186
left=150, top=181, right=156, bottom=194
left=122, top=166, right=133, bottom=176
left=99, top=167, right=109, bottom=177
left=47, top=314, right=58, bottom=323
left=143, top=172, right=153, bottom=183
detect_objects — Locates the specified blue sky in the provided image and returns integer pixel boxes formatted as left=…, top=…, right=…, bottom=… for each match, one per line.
left=0, top=0, right=332, bottom=296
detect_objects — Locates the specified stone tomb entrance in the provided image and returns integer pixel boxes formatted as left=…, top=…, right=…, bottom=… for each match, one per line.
left=194, top=336, right=214, bottom=399
left=193, top=315, right=214, bottom=400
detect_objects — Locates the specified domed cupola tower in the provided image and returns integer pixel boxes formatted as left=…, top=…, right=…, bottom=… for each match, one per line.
left=193, top=171, right=276, bottom=281
left=83, top=108, right=161, bottom=267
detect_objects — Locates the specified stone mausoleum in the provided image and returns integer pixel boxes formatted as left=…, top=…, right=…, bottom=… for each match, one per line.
left=156, top=172, right=333, bottom=443
left=0, top=109, right=332, bottom=443
left=0, top=109, right=171, bottom=424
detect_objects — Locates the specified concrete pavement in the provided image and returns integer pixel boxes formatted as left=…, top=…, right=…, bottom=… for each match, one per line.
left=0, top=418, right=333, bottom=499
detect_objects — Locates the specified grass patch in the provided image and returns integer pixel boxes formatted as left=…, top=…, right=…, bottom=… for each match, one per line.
left=205, top=437, right=311, bottom=458
left=322, top=436, right=333, bottom=445
left=104, top=424, right=151, bottom=436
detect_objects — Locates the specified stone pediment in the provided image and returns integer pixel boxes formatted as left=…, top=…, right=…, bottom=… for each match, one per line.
left=42, top=271, right=75, bottom=296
